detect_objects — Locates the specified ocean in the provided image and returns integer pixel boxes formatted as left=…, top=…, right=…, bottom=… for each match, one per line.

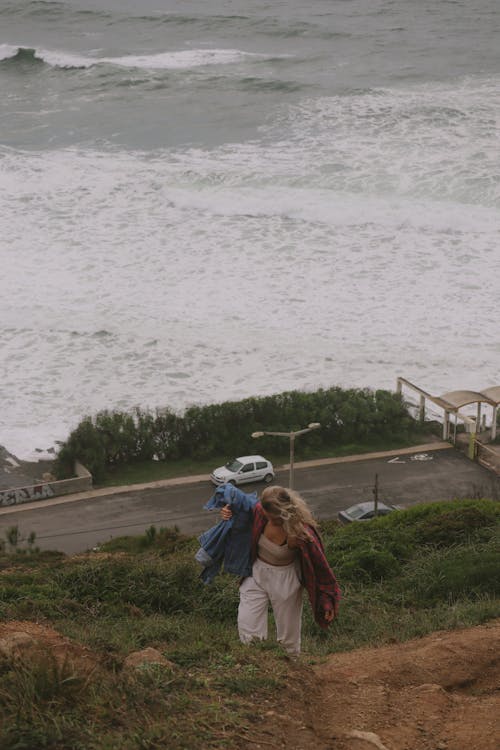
left=1, top=0, right=499, bottom=459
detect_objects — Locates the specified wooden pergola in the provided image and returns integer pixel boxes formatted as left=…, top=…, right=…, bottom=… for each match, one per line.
left=436, top=388, right=499, bottom=441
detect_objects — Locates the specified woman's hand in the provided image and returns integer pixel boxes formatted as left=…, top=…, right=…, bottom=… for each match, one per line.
left=220, top=504, right=233, bottom=521
left=324, top=599, right=340, bottom=622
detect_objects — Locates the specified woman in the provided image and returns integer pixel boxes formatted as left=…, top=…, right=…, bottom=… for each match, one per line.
left=221, top=485, right=340, bottom=656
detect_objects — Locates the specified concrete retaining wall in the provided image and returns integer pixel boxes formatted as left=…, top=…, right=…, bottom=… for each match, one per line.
left=0, top=461, right=92, bottom=508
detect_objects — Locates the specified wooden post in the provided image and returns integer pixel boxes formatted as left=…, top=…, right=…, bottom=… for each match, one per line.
left=419, top=394, right=425, bottom=422
left=492, top=406, right=498, bottom=440
left=443, top=411, right=449, bottom=440
left=373, top=473, right=379, bottom=517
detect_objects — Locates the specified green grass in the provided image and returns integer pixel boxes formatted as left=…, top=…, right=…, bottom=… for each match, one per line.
left=1, top=498, right=498, bottom=749
left=95, top=455, right=228, bottom=487
left=95, top=432, right=436, bottom=488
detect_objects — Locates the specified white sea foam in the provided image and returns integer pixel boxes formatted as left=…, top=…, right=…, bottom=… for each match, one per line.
left=102, top=48, right=266, bottom=70
left=0, top=45, right=269, bottom=69
left=0, top=44, right=20, bottom=60
left=1, top=76, right=499, bottom=458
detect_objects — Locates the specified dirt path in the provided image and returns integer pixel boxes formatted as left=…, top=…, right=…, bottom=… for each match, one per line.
left=244, top=620, right=500, bottom=750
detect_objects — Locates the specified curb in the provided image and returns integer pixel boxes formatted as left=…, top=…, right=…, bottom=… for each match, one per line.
left=0, top=442, right=452, bottom=516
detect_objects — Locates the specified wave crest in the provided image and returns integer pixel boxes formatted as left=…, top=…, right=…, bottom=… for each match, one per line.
left=0, top=45, right=89, bottom=68
left=0, top=45, right=37, bottom=64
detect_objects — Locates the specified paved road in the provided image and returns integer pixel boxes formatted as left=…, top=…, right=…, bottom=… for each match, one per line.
left=0, top=447, right=497, bottom=555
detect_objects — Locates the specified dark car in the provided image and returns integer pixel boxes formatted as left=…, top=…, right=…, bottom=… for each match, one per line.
left=338, top=501, right=400, bottom=525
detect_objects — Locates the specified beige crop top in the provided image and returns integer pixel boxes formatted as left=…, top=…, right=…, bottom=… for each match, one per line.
left=257, top=534, right=297, bottom=566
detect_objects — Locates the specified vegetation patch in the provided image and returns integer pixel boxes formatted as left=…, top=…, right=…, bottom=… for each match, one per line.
left=53, top=386, right=428, bottom=481
left=0, top=498, right=498, bottom=748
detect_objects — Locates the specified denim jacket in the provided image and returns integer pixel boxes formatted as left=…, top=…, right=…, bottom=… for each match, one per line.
left=195, top=483, right=258, bottom=583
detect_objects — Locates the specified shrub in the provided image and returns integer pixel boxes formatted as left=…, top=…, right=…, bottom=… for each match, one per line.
left=386, top=498, right=500, bottom=529
left=54, top=416, right=107, bottom=480
left=414, top=506, right=498, bottom=547
left=335, top=546, right=401, bottom=583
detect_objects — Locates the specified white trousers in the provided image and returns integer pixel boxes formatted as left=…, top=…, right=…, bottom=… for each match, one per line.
left=238, top=558, right=303, bottom=655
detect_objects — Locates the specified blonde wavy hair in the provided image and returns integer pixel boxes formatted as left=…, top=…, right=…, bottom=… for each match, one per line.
left=260, top=485, right=318, bottom=539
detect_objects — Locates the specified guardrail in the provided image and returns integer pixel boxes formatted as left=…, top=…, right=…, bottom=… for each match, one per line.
left=0, top=461, right=92, bottom=508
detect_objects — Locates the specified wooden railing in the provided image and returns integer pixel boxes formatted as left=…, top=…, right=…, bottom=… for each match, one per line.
left=474, top=440, right=500, bottom=476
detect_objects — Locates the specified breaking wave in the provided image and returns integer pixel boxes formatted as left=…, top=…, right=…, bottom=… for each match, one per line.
left=0, top=44, right=278, bottom=71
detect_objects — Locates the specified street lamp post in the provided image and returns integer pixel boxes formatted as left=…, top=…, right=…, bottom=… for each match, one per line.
left=251, top=422, right=321, bottom=489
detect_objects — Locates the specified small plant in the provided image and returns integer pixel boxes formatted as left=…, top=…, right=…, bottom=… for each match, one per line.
left=5, top=526, right=20, bottom=549
left=2, top=527, right=38, bottom=556
left=145, top=525, right=157, bottom=544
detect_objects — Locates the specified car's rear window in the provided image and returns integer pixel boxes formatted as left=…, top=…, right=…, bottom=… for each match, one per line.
left=346, top=506, right=367, bottom=519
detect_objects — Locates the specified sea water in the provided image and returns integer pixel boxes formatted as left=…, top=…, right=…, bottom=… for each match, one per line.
left=1, top=0, right=499, bottom=459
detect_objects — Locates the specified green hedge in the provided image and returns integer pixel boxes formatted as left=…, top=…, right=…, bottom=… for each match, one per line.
left=54, top=386, right=423, bottom=480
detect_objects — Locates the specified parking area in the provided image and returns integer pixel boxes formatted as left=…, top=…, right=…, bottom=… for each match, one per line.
left=294, top=447, right=499, bottom=521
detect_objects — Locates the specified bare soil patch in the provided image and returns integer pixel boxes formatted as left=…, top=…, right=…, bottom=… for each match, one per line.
left=241, top=620, right=500, bottom=750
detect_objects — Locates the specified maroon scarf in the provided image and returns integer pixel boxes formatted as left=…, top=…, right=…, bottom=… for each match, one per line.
left=251, top=502, right=341, bottom=629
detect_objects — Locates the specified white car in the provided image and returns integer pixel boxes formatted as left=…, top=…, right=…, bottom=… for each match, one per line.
left=210, top=455, right=274, bottom=486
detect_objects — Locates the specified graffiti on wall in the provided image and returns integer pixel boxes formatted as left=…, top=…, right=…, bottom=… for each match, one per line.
left=0, top=483, right=55, bottom=507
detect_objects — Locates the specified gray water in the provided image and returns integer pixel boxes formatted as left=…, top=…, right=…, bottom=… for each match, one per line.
left=1, top=0, right=499, bottom=457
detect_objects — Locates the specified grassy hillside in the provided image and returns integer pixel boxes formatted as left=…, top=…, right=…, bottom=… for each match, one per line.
left=0, top=499, right=498, bottom=749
